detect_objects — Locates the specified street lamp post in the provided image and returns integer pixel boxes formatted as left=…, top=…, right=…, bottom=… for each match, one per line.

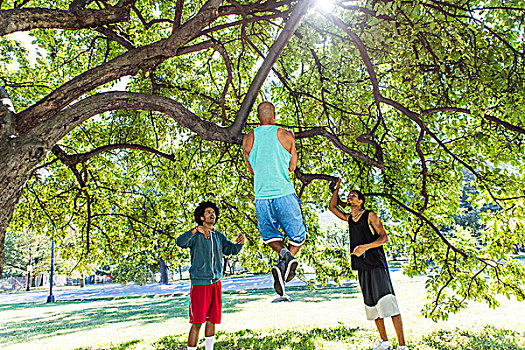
left=26, top=244, right=32, bottom=292
left=47, top=240, right=55, bottom=303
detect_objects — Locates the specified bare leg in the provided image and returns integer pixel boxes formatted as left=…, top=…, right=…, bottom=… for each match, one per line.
left=204, top=321, right=215, bottom=337
left=287, top=244, right=301, bottom=256
left=374, top=317, right=388, bottom=341
left=188, top=323, right=202, bottom=347
left=268, top=240, right=303, bottom=257
left=268, top=241, right=285, bottom=255
left=392, top=314, right=405, bottom=346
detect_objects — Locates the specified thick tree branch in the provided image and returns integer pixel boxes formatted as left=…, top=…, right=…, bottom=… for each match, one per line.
left=0, top=0, right=135, bottom=36
left=28, top=91, right=241, bottom=153
left=16, top=0, right=223, bottom=134
left=218, top=0, right=292, bottom=17
left=172, top=0, right=184, bottom=31
left=229, top=0, right=316, bottom=135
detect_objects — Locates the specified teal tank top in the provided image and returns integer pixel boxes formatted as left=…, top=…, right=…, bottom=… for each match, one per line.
left=248, top=125, right=296, bottom=199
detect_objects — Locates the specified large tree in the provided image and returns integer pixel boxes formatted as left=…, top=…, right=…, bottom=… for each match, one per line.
left=1, top=0, right=524, bottom=319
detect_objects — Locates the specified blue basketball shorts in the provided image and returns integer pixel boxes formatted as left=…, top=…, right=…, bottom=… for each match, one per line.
left=254, top=193, right=307, bottom=246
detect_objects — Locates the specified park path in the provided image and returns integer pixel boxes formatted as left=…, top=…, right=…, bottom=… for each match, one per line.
left=0, top=267, right=420, bottom=305
left=0, top=272, right=324, bottom=304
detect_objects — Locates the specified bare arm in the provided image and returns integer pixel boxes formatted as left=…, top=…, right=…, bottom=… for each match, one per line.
left=328, top=178, right=350, bottom=221
left=288, top=132, right=297, bottom=172
left=351, top=211, right=389, bottom=256
left=277, top=128, right=297, bottom=172
left=242, top=131, right=254, bottom=176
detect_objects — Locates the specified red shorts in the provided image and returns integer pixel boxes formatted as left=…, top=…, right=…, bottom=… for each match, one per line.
left=189, top=280, right=222, bottom=324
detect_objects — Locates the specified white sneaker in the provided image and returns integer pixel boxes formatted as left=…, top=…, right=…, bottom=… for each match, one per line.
left=373, top=339, right=393, bottom=350
left=397, top=346, right=409, bottom=350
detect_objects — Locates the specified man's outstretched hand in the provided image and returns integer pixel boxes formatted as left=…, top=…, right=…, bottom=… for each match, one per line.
left=236, top=234, right=245, bottom=245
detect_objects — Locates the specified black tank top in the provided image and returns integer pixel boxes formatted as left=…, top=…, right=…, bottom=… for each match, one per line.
left=348, top=210, right=388, bottom=270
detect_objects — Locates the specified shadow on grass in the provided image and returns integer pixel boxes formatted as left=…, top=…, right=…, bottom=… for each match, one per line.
left=74, top=339, right=142, bottom=350
left=1, top=284, right=358, bottom=346
left=155, top=324, right=361, bottom=350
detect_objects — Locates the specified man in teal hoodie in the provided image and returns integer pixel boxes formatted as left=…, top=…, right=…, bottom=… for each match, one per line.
left=176, top=201, right=245, bottom=350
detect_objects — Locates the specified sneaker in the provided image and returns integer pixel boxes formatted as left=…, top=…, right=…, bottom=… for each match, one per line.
left=397, top=346, right=409, bottom=350
left=282, top=251, right=298, bottom=282
left=271, top=259, right=286, bottom=296
left=373, top=340, right=393, bottom=350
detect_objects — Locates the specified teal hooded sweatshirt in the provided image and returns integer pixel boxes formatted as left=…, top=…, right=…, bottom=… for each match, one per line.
left=176, top=229, right=243, bottom=285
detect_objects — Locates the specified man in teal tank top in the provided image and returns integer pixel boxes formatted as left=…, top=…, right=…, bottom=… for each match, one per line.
left=242, top=101, right=308, bottom=296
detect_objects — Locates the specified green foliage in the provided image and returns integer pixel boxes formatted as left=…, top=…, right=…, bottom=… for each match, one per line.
left=3, top=0, right=525, bottom=319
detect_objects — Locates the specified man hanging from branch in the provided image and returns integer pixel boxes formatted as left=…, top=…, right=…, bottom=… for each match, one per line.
left=329, top=179, right=408, bottom=350
left=242, top=101, right=307, bottom=296
left=176, top=201, right=245, bottom=350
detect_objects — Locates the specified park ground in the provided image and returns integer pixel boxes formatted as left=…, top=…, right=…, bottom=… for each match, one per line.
left=1, top=273, right=524, bottom=350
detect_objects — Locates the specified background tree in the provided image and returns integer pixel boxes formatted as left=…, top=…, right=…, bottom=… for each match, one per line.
left=1, top=0, right=524, bottom=319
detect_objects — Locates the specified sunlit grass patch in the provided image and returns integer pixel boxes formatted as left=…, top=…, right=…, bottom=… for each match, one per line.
left=421, top=326, right=525, bottom=350
left=154, top=324, right=362, bottom=350
left=81, top=325, right=525, bottom=350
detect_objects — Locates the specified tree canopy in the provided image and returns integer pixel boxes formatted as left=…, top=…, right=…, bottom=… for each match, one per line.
left=1, top=0, right=524, bottom=320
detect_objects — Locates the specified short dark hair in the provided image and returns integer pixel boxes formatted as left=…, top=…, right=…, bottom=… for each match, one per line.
left=350, top=190, right=365, bottom=210
left=194, top=201, right=219, bottom=225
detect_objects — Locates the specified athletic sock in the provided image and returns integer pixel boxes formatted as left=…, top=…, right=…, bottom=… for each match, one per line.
left=279, top=248, right=290, bottom=258
left=205, top=335, right=215, bottom=350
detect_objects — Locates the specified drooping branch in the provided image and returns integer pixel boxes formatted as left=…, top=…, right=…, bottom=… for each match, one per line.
left=51, top=143, right=175, bottom=165
left=368, top=192, right=468, bottom=258
left=229, top=0, right=317, bottom=135
left=292, top=166, right=469, bottom=259
left=0, top=0, right=135, bottom=36
left=484, top=113, right=525, bottom=135
left=296, top=127, right=384, bottom=169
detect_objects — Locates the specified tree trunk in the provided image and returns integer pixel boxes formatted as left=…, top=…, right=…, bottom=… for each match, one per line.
left=223, top=257, right=228, bottom=275
left=159, top=256, right=168, bottom=284
left=0, top=142, right=52, bottom=276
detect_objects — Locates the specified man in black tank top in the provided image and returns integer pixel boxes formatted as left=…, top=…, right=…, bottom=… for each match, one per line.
left=329, top=179, right=409, bottom=350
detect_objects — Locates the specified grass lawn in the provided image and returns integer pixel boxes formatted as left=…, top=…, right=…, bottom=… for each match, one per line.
left=1, top=275, right=524, bottom=350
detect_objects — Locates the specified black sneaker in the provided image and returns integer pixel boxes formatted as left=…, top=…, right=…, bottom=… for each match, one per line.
left=271, top=259, right=286, bottom=296
left=283, top=251, right=298, bottom=282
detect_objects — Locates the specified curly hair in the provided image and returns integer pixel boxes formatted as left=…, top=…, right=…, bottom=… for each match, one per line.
left=194, top=201, right=220, bottom=225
